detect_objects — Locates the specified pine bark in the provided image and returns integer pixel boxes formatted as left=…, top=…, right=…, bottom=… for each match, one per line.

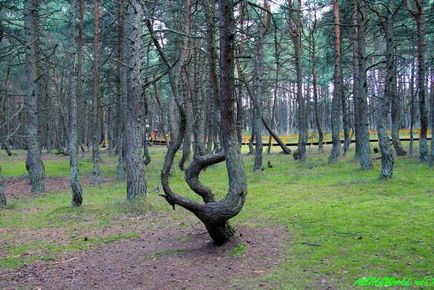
left=125, top=0, right=147, bottom=200
left=329, top=0, right=342, bottom=164
left=68, top=0, right=83, bottom=207
left=24, top=0, right=45, bottom=193
left=376, top=0, right=395, bottom=179
left=405, top=0, right=429, bottom=163
left=354, top=1, right=372, bottom=169
left=91, top=0, right=102, bottom=186
left=0, top=165, right=6, bottom=208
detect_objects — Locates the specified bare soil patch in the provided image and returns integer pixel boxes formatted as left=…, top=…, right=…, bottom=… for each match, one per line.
left=1, top=224, right=286, bottom=289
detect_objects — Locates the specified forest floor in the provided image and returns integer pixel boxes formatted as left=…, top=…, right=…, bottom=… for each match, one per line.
left=0, top=144, right=433, bottom=289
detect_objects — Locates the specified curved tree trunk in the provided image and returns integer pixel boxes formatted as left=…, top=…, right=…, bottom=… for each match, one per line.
left=24, top=0, right=45, bottom=193
left=157, top=0, right=246, bottom=245
left=68, top=0, right=83, bottom=207
left=125, top=0, right=147, bottom=200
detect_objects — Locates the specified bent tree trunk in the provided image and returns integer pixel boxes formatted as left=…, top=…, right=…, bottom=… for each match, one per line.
left=0, top=165, right=6, bottom=208
left=125, top=0, right=147, bottom=200
left=24, top=0, right=45, bottom=193
left=159, top=0, right=247, bottom=245
left=68, top=0, right=83, bottom=207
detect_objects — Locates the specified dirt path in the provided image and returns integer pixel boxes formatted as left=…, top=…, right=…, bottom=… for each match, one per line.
left=1, top=225, right=286, bottom=289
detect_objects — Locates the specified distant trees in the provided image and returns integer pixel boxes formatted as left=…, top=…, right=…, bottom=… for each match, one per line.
left=0, top=0, right=433, bottom=212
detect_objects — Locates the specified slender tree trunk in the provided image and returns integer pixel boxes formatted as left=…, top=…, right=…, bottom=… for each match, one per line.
left=329, top=0, right=342, bottom=164
left=355, top=1, right=372, bottom=169
left=405, top=0, right=429, bottom=163
left=67, top=0, right=83, bottom=207
left=376, top=0, right=395, bottom=179
left=116, top=0, right=126, bottom=179
left=91, top=0, right=102, bottom=186
left=125, top=0, right=147, bottom=200
left=310, top=13, right=323, bottom=151
left=430, top=64, right=434, bottom=165
left=409, top=58, right=415, bottom=155
left=252, top=1, right=270, bottom=172
left=288, top=0, right=307, bottom=161
left=24, top=0, right=45, bottom=192
left=0, top=165, right=6, bottom=208
left=204, top=0, right=220, bottom=154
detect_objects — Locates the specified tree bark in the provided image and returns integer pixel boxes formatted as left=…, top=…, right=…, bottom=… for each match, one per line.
left=91, top=0, right=102, bottom=186
left=288, top=0, right=307, bottom=161
left=67, top=0, right=83, bottom=207
left=329, top=0, right=342, bottom=164
left=24, top=0, right=45, bottom=192
left=310, top=12, right=323, bottom=152
left=0, top=165, right=6, bottom=208
left=354, top=0, right=372, bottom=169
left=116, top=0, right=126, bottom=179
left=375, top=0, right=395, bottom=179
left=125, top=0, right=147, bottom=200
left=158, top=0, right=247, bottom=245
left=405, top=0, right=429, bottom=163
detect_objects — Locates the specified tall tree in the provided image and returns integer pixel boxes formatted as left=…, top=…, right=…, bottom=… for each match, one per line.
left=353, top=0, right=372, bottom=170
left=252, top=0, right=271, bottom=172
left=91, top=0, right=102, bottom=185
left=287, top=0, right=307, bottom=161
left=0, top=164, right=5, bottom=208
left=24, top=0, right=45, bottom=192
left=329, top=0, right=342, bottom=164
left=67, top=0, right=83, bottom=206
left=371, top=0, right=396, bottom=178
left=125, top=0, right=147, bottom=200
left=405, top=0, right=429, bottom=163
left=310, top=9, right=323, bottom=151
left=159, top=0, right=247, bottom=245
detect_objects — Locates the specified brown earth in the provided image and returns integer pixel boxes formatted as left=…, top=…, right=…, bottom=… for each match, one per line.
left=0, top=224, right=286, bottom=289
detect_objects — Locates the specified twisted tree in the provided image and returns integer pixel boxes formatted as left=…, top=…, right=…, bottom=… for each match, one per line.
left=157, top=0, right=247, bottom=245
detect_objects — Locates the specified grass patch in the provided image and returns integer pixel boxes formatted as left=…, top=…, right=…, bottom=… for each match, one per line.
left=229, top=243, right=247, bottom=257
left=0, top=144, right=433, bottom=288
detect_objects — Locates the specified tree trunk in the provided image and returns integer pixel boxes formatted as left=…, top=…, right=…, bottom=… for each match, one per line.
left=158, top=0, right=247, bottom=245
left=91, top=0, right=102, bottom=186
left=0, top=165, right=6, bottom=208
left=125, top=0, right=147, bottom=200
left=354, top=1, right=372, bottom=169
left=376, top=0, right=395, bottom=179
left=67, top=0, right=84, bottom=207
left=116, top=0, right=126, bottom=179
left=24, top=0, right=45, bottom=193
left=310, top=12, right=323, bottom=152
left=288, top=0, right=307, bottom=161
left=329, top=0, right=342, bottom=164
left=405, top=0, right=429, bottom=163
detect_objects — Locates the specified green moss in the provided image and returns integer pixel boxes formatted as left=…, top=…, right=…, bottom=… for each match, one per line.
left=0, top=145, right=433, bottom=288
left=229, top=243, right=247, bottom=257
